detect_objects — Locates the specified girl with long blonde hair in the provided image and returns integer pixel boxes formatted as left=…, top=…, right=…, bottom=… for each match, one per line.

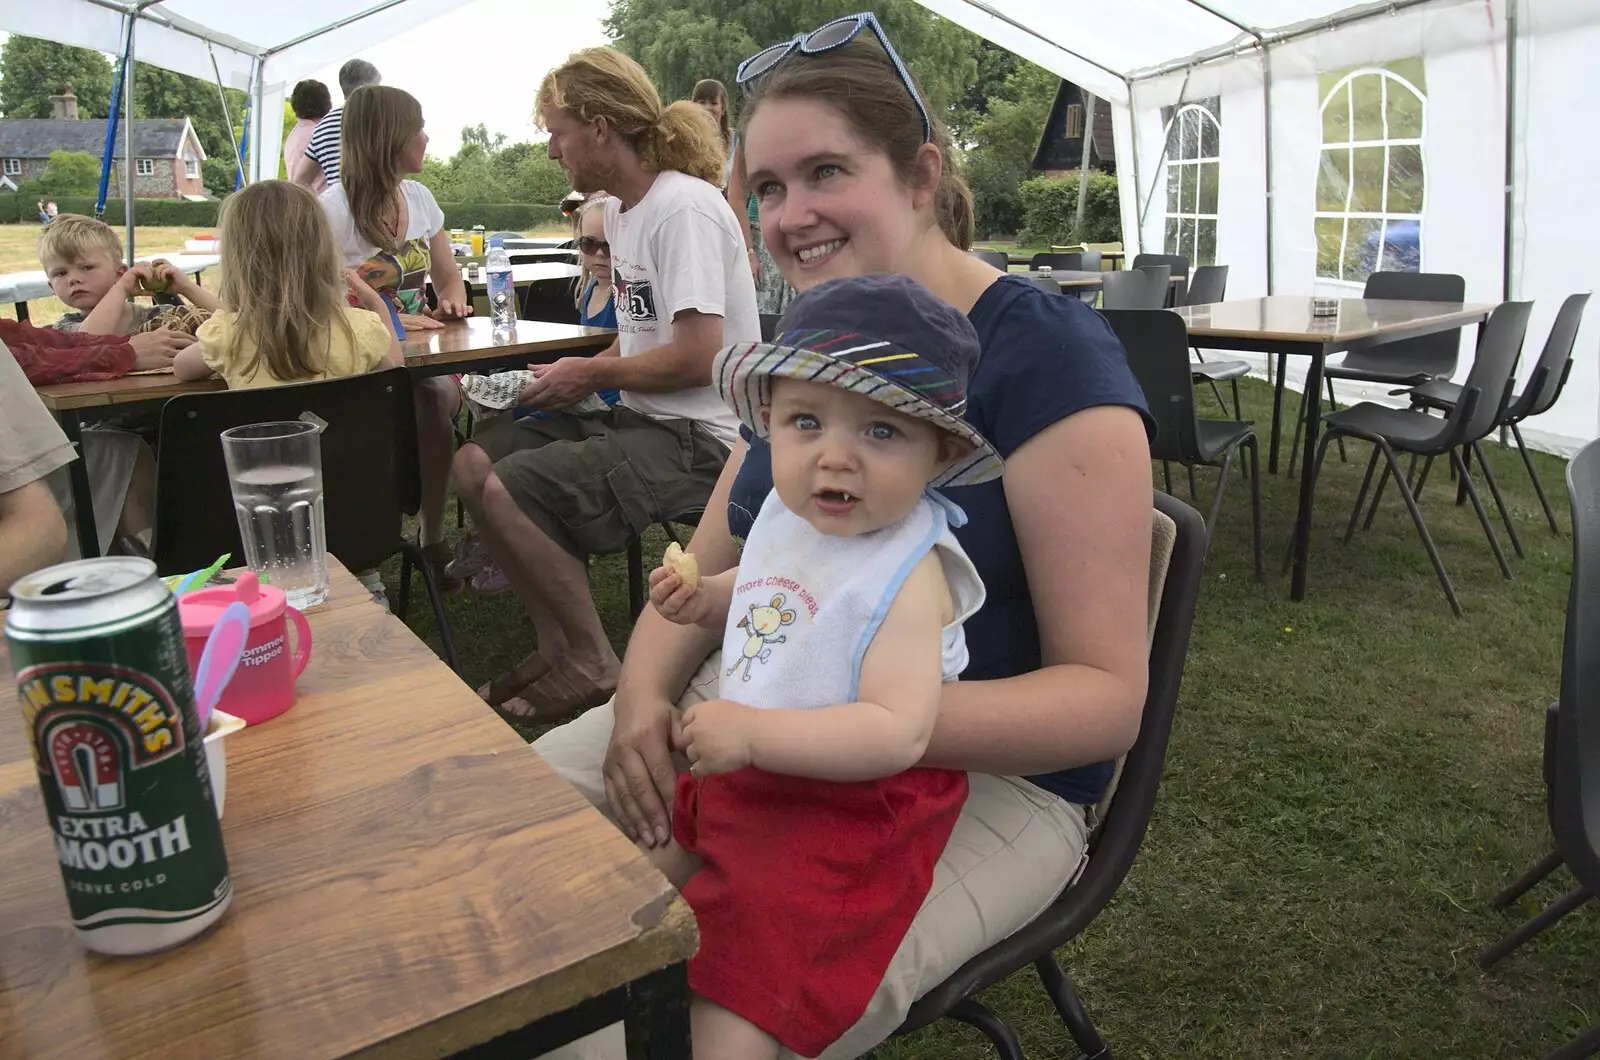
left=319, top=83, right=469, bottom=593
left=174, top=180, right=400, bottom=388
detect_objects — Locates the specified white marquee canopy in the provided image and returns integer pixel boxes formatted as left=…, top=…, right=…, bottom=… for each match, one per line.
left=18, top=0, right=1600, bottom=447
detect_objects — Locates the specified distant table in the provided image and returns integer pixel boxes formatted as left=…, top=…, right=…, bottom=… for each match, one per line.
left=1172, top=296, right=1496, bottom=601
left=1, top=253, right=219, bottom=321
left=459, top=262, right=581, bottom=288
left=31, top=318, right=615, bottom=559
left=0, top=559, right=697, bottom=1059
left=1006, top=251, right=1125, bottom=269
left=502, top=237, right=571, bottom=251
left=1020, top=269, right=1184, bottom=290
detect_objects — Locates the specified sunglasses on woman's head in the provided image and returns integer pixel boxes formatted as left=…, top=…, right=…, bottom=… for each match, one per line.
left=735, top=11, right=932, bottom=145
left=577, top=236, right=610, bottom=256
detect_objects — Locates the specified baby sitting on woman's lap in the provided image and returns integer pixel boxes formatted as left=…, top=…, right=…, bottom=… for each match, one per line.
left=647, top=274, right=1002, bottom=1060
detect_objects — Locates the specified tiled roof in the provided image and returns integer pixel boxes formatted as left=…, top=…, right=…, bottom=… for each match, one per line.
left=0, top=118, right=199, bottom=160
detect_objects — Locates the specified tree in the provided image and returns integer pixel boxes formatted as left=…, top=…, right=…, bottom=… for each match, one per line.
left=133, top=66, right=247, bottom=163
left=604, top=0, right=979, bottom=123
left=962, top=60, right=1058, bottom=236
left=35, top=151, right=100, bottom=196
left=0, top=37, right=114, bottom=120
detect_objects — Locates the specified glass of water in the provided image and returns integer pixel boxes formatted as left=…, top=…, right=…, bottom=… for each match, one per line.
left=220, top=421, right=330, bottom=609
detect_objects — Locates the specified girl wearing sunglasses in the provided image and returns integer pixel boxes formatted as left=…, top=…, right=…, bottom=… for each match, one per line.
left=537, top=16, right=1155, bottom=1059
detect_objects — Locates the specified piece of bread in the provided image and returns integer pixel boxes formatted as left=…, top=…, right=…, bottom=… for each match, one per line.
left=663, top=541, right=700, bottom=588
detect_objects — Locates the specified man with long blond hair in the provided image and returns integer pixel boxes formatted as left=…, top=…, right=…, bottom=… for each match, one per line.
left=453, top=46, right=759, bottom=720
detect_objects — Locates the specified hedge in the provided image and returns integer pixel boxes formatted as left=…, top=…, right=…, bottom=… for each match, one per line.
left=1017, top=173, right=1122, bottom=247
left=0, top=194, right=566, bottom=232
left=0, top=194, right=220, bottom=226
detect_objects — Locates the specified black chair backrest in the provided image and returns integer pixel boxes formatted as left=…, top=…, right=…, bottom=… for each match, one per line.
left=1101, top=309, right=1200, bottom=464
left=1360, top=271, right=1467, bottom=377
left=1077, top=249, right=1103, bottom=272
left=1186, top=264, right=1230, bottom=306
left=1131, top=253, right=1190, bottom=303
left=153, top=368, right=418, bottom=577
left=971, top=249, right=1009, bottom=270
left=520, top=278, right=582, bottom=324
left=1510, top=292, right=1591, bottom=421
left=1431, top=300, right=1533, bottom=450
left=1557, top=439, right=1600, bottom=891
left=509, top=250, right=577, bottom=266
left=1102, top=268, right=1166, bottom=310
left=759, top=314, right=781, bottom=341
left=1031, top=276, right=1063, bottom=296
left=1032, top=252, right=1084, bottom=272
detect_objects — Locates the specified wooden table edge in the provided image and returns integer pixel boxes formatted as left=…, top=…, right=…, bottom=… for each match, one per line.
left=1177, top=302, right=1495, bottom=344
left=352, top=895, right=699, bottom=1060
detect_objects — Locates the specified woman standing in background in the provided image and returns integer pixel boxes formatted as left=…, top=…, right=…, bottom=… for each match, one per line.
left=283, top=80, right=332, bottom=196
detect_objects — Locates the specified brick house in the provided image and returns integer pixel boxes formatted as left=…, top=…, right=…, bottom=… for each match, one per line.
left=0, top=86, right=208, bottom=199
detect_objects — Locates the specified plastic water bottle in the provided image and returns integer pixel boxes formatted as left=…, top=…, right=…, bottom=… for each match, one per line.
left=486, top=237, right=516, bottom=329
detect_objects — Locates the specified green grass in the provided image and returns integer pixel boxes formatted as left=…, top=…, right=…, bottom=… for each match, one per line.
left=386, top=377, right=1598, bottom=1059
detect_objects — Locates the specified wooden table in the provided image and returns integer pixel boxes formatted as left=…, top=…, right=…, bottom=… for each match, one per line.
left=1006, top=250, right=1125, bottom=269
left=1020, top=270, right=1186, bottom=291
left=32, top=319, right=614, bottom=560
left=0, top=560, right=697, bottom=1059
left=1172, top=296, right=1496, bottom=600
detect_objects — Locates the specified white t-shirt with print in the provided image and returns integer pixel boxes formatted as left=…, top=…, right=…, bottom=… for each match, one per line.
left=603, top=169, right=757, bottom=447
left=321, top=179, right=444, bottom=316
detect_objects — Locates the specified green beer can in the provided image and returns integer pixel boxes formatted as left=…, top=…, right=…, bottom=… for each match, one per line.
left=6, top=557, right=231, bottom=955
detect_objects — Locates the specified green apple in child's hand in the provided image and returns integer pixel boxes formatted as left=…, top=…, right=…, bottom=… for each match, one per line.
left=139, top=272, right=171, bottom=294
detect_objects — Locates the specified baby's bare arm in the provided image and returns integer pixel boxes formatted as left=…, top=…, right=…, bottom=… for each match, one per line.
left=743, top=552, right=951, bottom=781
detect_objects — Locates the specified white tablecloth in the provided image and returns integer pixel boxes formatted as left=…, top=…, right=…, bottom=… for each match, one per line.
left=0, top=253, right=220, bottom=305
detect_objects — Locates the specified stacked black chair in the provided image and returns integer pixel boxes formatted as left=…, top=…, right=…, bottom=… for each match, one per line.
left=1100, top=266, right=1169, bottom=311
left=151, top=368, right=460, bottom=673
left=1474, top=437, right=1600, bottom=1060
left=1186, top=265, right=1248, bottom=418
left=1306, top=300, right=1533, bottom=615
left=1130, top=253, right=1190, bottom=305
left=1106, top=309, right=1263, bottom=576
left=971, top=249, right=1010, bottom=270
left=891, top=490, right=1207, bottom=1060
left=1410, top=292, right=1591, bottom=536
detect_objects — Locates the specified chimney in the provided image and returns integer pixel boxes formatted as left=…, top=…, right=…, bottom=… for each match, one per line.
left=50, top=84, right=78, bottom=121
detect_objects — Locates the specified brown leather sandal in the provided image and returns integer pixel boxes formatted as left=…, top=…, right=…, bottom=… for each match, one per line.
left=476, top=651, right=553, bottom=707
left=495, top=668, right=615, bottom=723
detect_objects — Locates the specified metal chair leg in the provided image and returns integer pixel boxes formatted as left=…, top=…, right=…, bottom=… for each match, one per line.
left=1387, top=439, right=1463, bottom=616
left=1287, top=381, right=1311, bottom=478
left=1325, top=375, right=1346, bottom=462
left=1188, top=463, right=1199, bottom=501
left=1471, top=440, right=1525, bottom=559
left=1202, top=445, right=1240, bottom=543
left=1545, top=1021, right=1600, bottom=1060
left=627, top=536, right=646, bottom=621
left=1452, top=449, right=1513, bottom=580
left=1246, top=435, right=1263, bottom=579
left=1413, top=454, right=1436, bottom=501
left=947, top=999, right=1025, bottom=1060
left=1161, top=461, right=1172, bottom=494
left=1037, top=955, right=1110, bottom=1060
left=1513, top=424, right=1562, bottom=535
left=1345, top=446, right=1383, bottom=543
left=1285, top=430, right=1340, bottom=576
left=1362, top=458, right=1393, bottom=532
left=396, top=550, right=413, bottom=622
left=1230, top=378, right=1243, bottom=421
left=1492, top=850, right=1565, bottom=909
left=398, top=541, right=461, bottom=675
left=1204, top=377, right=1229, bottom=414
left=1476, top=885, right=1593, bottom=970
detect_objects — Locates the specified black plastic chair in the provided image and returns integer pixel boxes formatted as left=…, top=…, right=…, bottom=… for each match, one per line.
left=1307, top=300, right=1533, bottom=616
left=891, top=489, right=1207, bottom=1060
left=1100, top=266, right=1168, bottom=311
left=1130, top=253, right=1190, bottom=305
left=520, top=277, right=582, bottom=325
left=1031, top=252, right=1086, bottom=272
left=1474, top=437, right=1600, bottom=1060
left=972, top=249, right=1009, bottom=271
left=1410, top=292, right=1591, bottom=536
left=1285, top=271, right=1468, bottom=474
left=1031, top=276, right=1064, bottom=296
left=509, top=250, right=578, bottom=266
left=151, top=369, right=460, bottom=673
left=759, top=314, right=781, bottom=341
left=1186, top=265, right=1248, bottom=418
left=1105, top=309, right=1263, bottom=576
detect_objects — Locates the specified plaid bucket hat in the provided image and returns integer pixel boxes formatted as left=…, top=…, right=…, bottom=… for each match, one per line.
left=712, top=274, right=1002, bottom=488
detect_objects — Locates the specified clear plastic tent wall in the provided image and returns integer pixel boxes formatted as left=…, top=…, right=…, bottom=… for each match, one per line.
left=6, top=1, right=474, bottom=184
left=918, top=0, right=1600, bottom=452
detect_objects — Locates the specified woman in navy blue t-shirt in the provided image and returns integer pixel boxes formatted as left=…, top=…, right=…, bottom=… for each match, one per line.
left=534, top=32, right=1154, bottom=1058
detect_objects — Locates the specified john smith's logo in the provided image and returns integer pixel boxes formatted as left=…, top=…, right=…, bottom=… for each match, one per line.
left=20, top=665, right=187, bottom=799
left=616, top=275, right=658, bottom=323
